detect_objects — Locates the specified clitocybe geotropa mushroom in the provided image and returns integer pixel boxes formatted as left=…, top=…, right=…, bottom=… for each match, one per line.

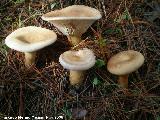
left=59, top=48, right=96, bottom=85
left=42, top=5, right=101, bottom=46
left=107, top=50, right=144, bottom=88
left=5, top=26, right=57, bottom=67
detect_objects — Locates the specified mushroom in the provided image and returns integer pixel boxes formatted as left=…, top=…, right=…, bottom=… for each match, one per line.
left=5, top=26, right=57, bottom=67
left=42, top=5, right=101, bottom=46
left=59, top=48, right=96, bottom=85
left=107, top=50, right=144, bottom=88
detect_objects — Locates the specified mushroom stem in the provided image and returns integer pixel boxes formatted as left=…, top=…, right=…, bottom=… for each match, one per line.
left=24, top=52, right=36, bottom=67
left=70, top=70, right=85, bottom=85
left=67, top=35, right=81, bottom=46
left=118, top=75, right=129, bottom=88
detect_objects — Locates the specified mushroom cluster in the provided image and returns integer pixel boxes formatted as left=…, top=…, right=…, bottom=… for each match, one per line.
left=5, top=5, right=145, bottom=89
left=3, top=5, right=148, bottom=120
left=5, top=5, right=100, bottom=86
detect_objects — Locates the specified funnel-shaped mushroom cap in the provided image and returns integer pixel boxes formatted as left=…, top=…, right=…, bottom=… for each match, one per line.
left=5, top=26, right=57, bottom=52
left=42, top=5, right=102, bottom=36
left=107, top=50, right=144, bottom=75
left=59, top=48, right=96, bottom=70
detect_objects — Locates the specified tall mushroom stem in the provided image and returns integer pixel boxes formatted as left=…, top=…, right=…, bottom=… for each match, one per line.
left=67, top=35, right=81, bottom=46
left=70, top=70, right=85, bottom=85
left=24, top=52, right=36, bottom=67
left=118, top=75, right=129, bottom=88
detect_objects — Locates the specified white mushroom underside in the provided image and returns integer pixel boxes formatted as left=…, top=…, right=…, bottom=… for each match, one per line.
left=59, top=48, right=96, bottom=70
left=47, top=19, right=94, bottom=36
left=107, top=50, right=144, bottom=75
left=42, top=5, right=102, bottom=36
left=5, top=26, right=57, bottom=52
left=42, top=5, right=102, bottom=20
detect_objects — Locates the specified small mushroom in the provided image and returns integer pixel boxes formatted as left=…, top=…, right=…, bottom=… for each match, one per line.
left=5, top=26, right=57, bottom=67
left=107, top=50, right=144, bottom=88
left=59, top=48, right=96, bottom=85
left=42, top=5, right=101, bottom=46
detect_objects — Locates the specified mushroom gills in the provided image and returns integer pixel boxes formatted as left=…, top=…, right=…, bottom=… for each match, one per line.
left=42, top=5, right=102, bottom=46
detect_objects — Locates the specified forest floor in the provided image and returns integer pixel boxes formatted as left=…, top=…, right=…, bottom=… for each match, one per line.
left=0, top=0, right=160, bottom=120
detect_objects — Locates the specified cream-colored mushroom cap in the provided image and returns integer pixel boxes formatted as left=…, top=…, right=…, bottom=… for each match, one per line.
left=42, top=5, right=101, bottom=20
left=5, top=26, right=57, bottom=52
left=59, top=48, right=96, bottom=70
left=42, top=5, right=102, bottom=36
left=107, top=50, right=144, bottom=75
